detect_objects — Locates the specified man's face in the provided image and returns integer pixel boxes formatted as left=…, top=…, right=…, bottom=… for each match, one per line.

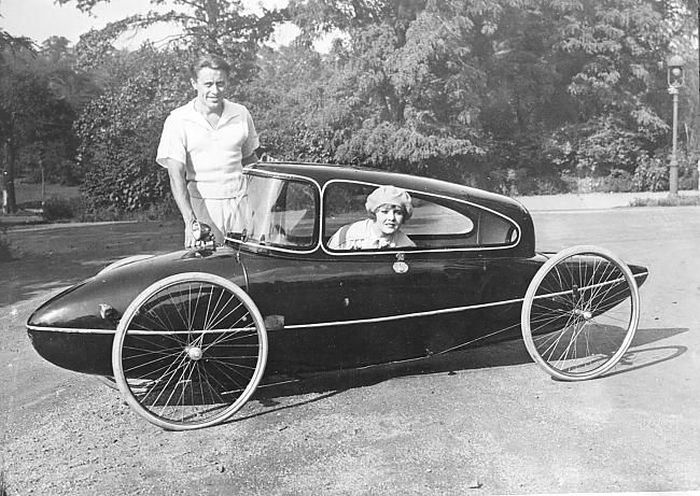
left=191, top=67, right=228, bottom=111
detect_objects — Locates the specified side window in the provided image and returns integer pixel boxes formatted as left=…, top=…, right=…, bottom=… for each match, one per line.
left=404, top=195, right=476, bottom=248
left=323, top=182, right=518, bottom=251
left=324, top=183, right=374, bottom=242
left=407, top=196, right=474, bottom=236
left=408, top=195, right=519, bottom=248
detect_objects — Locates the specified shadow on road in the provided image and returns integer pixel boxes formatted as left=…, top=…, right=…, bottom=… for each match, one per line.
left=234, top=326, right=688, bottom=422
left=603, top=325, right=690, bottom=378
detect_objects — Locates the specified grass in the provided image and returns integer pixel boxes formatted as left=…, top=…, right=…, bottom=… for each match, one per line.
left=629, top=193, right=700, bottom=207
left=14, top=181, right=81, bottom=207
left=5, top=181, right=178, bottom=224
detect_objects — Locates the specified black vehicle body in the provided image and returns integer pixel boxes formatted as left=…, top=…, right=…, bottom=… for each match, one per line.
left=27, top=163, right=648, bottom=376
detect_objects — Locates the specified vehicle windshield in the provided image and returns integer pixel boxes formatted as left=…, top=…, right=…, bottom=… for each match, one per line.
left=233, top=174, right=318, bottom=250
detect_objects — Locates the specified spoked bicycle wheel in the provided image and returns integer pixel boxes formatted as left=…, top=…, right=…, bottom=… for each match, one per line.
left=521, top=245, right=640, bottom=381
left=112, top=272, right=268, bottom=430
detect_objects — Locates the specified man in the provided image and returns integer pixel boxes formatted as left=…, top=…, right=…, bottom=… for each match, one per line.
left=157, top=54, right=259, bottom=247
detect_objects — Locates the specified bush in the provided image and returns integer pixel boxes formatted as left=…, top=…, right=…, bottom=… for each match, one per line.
left=80, top=154, right=171, bottom=215
left=633, top=156, right=668, bottom=192
left=132, top=198, right=179, bottom=221
left=76, top=204, right=123, bottom=223
left=595, top=169, right=636, bottom=193
left=42, top=196, right=83, bottom=221
left=679, top=163, right=699, bottom=191
left=632, top=154, right=699, bottom=192
left=74, top=47, right=189, bottom=216
left=75, top=197, right=178, bottom=223
left=629, top=194, right=700, bottom=207
left=561, top=116, right=648, bottom=177
left=526, top=175, right=570, bottom=195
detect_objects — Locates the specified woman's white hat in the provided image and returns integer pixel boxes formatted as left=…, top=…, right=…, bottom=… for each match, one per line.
left=365, top=185, right=413, bottom=220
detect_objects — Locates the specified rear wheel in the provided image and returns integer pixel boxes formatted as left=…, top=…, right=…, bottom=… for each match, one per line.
left=521, top=245, right=640, bottom=381
left=112, top=272, right=267, bottom=430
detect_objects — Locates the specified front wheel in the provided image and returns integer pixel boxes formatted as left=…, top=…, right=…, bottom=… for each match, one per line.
left=112, top=272, right=268, bottom=430
left=521, top=245, right=640, bottom=381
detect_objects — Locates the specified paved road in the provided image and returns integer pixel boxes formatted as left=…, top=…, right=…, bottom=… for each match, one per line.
left=518, top=190, right=700, bottom=212
left=1, top=207, right=699, bottom=495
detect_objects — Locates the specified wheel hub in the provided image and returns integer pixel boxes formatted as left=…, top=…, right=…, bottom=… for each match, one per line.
left=573, top=308, right=593, bottom=320
left=186, top=346, right=203, bottom=361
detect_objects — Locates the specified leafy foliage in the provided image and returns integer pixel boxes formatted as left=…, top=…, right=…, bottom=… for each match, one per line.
left=42, top=196, right=82, bottom=221
left=282, top=0, right=689, bottom=192
left=282, top=0, right=489, bottom=178
left=4, top=0, right=698, bottom=220
left=245, top=45, right=337, bottom=161
left=633, top=155, right=670, bottom=192
left=74, top=47, right=188, bottom=213
left=62, top=0, right=286, bottom=79
left=0, top=35, right=99, bottom=188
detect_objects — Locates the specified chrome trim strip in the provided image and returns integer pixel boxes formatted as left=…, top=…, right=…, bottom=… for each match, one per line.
left=531, top=270, right=648, bottom=301
left=27, top=325, right=116, bottom=334
left=27, top=270, right=648, bottom=335
left=26, top=297, right=521, bottom=335
left=284, top=296, right=525, bottom=329
left=26, top=325, right=257, bottom=335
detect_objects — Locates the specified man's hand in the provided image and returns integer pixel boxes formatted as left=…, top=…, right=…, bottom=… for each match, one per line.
left=184, top=221, right=196, bottom=248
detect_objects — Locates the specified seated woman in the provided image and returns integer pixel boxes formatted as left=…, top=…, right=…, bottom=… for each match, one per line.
left=328, top=185, right=416, bottom=250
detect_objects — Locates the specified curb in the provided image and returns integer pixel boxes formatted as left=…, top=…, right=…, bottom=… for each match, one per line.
left=3, top=220, right=139, bottom=233
left=515, top=191, right=700, bottom=212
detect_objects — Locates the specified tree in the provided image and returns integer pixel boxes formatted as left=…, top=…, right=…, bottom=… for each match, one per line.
left=74, top=46, right=191, bottom=214
left=27, top=37, right=101, bottom=185
left=1, top=29, right=36, bottom=213
left=245, top=44, right=337, bottom=161
left=55, top=0, right=288, bottom=214
left=286, top=0, right=488, bottom=183
left=57, top=0, right=699, bottom=209
left=286, top=0, right=686, bottom=193
left=59, top=0, right=286, bottom=80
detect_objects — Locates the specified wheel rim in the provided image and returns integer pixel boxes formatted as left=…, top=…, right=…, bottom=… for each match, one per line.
left=522, top=246, right=640, bottom=381
left=112, top=273, right=267, bottom=430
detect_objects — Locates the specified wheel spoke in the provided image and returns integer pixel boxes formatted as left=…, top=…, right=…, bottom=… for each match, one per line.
left=113, top=273, right=268, bottom=430
left=521, top=246, right=640, bottom=381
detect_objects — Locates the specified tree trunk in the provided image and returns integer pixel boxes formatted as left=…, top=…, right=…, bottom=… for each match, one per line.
left=2, top=139, right=17, bottom=214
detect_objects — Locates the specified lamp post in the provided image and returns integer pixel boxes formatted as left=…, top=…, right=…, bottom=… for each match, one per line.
left=667, top=55, right=685, bottom=197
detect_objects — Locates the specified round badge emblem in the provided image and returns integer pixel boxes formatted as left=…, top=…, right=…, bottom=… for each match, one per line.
left=393, top=261, right=409, bottom=273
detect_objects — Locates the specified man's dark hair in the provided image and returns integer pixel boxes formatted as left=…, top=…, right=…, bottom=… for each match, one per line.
left=190, top=54, right=231, bottom=79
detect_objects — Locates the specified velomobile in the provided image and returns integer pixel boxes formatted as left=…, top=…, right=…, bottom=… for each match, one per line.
left=26, top=162, right=648, bottom=430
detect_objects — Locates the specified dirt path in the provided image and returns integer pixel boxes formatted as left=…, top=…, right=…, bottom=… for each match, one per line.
left=0, top=220, right=183, bottom=307
left=2, top=208, right=700, bottom=495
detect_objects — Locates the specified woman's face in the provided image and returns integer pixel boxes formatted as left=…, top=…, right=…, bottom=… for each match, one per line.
left=374, top=204, right=405, bottom=236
